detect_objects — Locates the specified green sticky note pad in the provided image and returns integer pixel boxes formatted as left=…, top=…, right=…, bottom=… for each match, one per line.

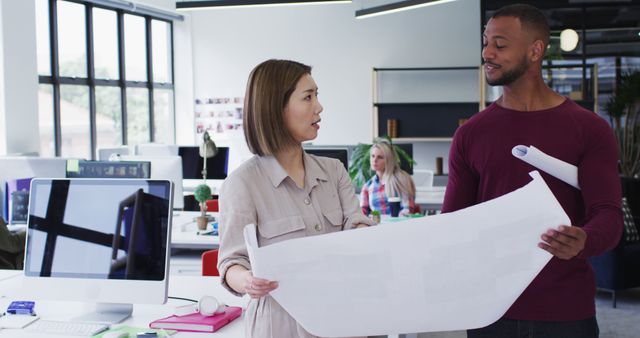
left=66, top=159, right=79, bottom=173
left=95, top=325, right=176, bottom=337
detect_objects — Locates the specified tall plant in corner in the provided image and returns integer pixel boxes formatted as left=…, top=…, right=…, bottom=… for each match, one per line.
left=348, top=136, right=416, bottom=191
left=605, top=70, right=640, bottom=178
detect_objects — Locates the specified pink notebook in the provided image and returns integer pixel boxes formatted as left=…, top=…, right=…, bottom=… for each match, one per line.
left=149, top=306, right=243, bottom=333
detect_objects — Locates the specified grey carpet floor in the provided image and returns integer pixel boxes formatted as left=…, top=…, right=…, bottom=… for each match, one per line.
left=596, top=288, right=640, bottom=338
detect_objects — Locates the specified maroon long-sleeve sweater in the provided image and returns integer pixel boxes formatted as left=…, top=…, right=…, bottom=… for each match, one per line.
left=442, top=99, right=623, bottom=321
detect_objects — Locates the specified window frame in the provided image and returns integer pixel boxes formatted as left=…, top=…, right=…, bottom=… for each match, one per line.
left=38, top=0, right=175, bottom=159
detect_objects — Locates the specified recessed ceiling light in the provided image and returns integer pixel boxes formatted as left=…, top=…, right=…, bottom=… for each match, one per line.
left=176, top=0, right=351, bottom=11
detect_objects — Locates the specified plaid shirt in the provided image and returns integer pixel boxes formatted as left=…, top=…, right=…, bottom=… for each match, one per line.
left=360, top=175, right=416, bottom=215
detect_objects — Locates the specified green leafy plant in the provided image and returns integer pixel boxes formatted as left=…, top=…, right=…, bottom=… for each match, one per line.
left=348, top=136, right=416, bottom=191
left=371, top=210, right=381, bottom=216
left=194, top=184, right=212, bottom=217
left=605, top=70, right=640, bottom=177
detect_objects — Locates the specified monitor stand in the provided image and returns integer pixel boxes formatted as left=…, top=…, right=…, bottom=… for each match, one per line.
left=73, top=303, right=133, bottom=324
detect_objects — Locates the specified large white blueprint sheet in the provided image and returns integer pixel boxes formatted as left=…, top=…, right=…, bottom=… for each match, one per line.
left=243, top=171, right=570, bottom=337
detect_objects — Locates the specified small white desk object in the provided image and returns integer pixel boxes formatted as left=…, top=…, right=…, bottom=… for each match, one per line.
left=0, top=271, right=247, bottom=337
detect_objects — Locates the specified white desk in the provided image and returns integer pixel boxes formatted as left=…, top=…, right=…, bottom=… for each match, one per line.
left=8, top=212, right=220, bottom=250
left=415, top=187, right=445, bottom=211
left=0, top=271, right=248, bottom=337
left=171, top=211, right=220, bottom=250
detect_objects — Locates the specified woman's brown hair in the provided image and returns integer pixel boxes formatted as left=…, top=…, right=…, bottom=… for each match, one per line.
left=243, top=59, right=312, bottom=156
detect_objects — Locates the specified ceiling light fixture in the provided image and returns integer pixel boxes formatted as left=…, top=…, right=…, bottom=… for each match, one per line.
left=176, top=0, right=351, bottom=11
left=355, top=0, right=456, bottom=19
left=560, top=28, right=580, bottom=52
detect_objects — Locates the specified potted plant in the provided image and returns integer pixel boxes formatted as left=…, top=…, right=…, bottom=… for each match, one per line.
left=370, top=210, right=381, bottom=225
left=605, top=70, right=640, bottom=213
left=193, top=131, right=218, bottom=230
left=348, top=136, right=416, bottom=191
left=194, top=184, right=212, bottom=230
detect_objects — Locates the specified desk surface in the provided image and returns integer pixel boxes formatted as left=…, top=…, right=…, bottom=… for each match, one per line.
left=0, top=271, right=248, bottom=337
left=415, top=187, right=445, bottom=206
left=171, top=211, right=219, bottom=250
left=8, top=211, right=220, bottom=251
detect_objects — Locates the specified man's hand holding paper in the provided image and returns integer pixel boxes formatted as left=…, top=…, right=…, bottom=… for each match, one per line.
left=539, top=225, right=587, bottom=260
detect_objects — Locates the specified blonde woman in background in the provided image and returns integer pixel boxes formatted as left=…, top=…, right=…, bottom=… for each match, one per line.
left=360, top=139, right=417, bottom=216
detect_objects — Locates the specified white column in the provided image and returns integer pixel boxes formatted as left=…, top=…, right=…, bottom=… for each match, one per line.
left=0, top=0, right=40, bottom=156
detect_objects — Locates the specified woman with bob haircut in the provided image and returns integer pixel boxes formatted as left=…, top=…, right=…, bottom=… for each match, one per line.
left=360, top=138, right=417, bottom=216
left=217, top=59, right=372, bottom=338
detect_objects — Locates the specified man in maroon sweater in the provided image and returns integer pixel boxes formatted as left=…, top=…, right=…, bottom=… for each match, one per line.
left=442, top=4, right=623, bottom=338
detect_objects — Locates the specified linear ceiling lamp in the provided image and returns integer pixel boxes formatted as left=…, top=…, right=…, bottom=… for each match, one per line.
left=83, top=0, right=184, bottom=21
left=176, top=0, right=351, bottom=11
left=355, top=0, right=456, bottom=19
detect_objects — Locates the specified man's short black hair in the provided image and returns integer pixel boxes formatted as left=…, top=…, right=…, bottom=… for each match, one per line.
left=492, top=4, right=550, bottom=47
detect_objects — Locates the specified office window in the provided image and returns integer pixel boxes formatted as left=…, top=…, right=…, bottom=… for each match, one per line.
left=126, top=88, right=150, bottom=145
left=92, top=8, right=119, bottom=80
left=57, top=1, right=87, bottom=78
left=36, top=0, right=175, bottom=159
left=35, top=0, right=51, bottom=76
left=152, top=20, right=172, bottom=83
left=95, top=86, right=122, bottom=150
left=124, top=14, right=147, bottom=82
left=154, top=89, right=174, bottom=144
left=38, top=84, right=55, bottom=157
left=60, top=85, right=90, bottom=158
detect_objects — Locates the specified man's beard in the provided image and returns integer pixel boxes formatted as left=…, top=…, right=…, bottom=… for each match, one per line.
left=486, top=56, right=528, bottom=86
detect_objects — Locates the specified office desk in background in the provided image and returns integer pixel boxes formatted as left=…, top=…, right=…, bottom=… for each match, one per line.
left=415, top=186, right=445, bottom=212
left=171, top=211, right=219, bottom=250
left=0, top=270, right=248, bottom=337
left=6, top=211, right=220, bottom=250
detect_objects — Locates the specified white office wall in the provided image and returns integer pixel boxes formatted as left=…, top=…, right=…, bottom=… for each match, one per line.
left=186, top=0, right=481, bottom=151
left=0, top=0, right=40, bottom=156
left=173, top=14, right=196, bottom=145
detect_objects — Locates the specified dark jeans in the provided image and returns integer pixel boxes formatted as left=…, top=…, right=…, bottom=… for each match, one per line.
left=467, top=317, right=599, bottom=338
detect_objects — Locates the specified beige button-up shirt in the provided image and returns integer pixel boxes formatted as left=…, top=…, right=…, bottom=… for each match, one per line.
left=218, top=152, right=373, bottom=338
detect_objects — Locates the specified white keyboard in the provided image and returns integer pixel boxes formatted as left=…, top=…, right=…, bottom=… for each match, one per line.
left=26, top=319, right=109, bottom=336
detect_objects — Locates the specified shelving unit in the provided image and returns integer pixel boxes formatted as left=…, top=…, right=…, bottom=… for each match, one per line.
left=373, top=63, right=599, bottom=142
left=372, top=66, right=484, bottom=141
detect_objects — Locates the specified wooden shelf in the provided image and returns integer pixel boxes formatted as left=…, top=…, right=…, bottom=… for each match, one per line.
left=372, top=67, right=483, bottom=140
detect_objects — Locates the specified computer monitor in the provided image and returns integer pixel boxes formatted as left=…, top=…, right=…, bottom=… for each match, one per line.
left=23, top=178, right=173, bottom=323
left=0, top=157, right=68, bottom=223
left=66, top=160, right=151, bottom=179
left=178, top=146, right=229, bottom=180
left=120, top=156, right=184, bottom=210
left=304, top=148, right=349, bottom=171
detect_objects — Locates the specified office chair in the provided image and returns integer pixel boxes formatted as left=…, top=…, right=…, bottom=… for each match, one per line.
left=202, top=249, right=220, bottom=276
left=205, top=199, right=219, bottom=212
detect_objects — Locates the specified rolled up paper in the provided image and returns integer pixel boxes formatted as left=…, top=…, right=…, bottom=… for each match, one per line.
left=511, top=145, right=580, bottom=190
